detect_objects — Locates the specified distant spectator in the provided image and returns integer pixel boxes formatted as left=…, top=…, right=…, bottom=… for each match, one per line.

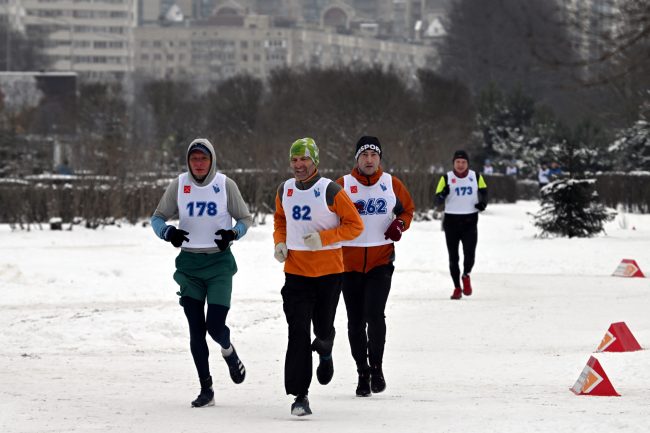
left=55, top=160, right=73, bottom=175
left=538, top=163, right=550, bottom=189
left=505, top=160, right=518, bottom=177
left=548, top=161, right=563, bottom=179
left=483, top=159, right=494, bottom=175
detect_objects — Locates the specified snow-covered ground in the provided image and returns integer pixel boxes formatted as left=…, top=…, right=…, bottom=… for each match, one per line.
left=1, top=201, right=649, bottom=433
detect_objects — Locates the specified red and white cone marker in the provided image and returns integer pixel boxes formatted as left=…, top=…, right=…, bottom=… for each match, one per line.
left=570, top=356, right=620, bottom=396
left=596, top=322, right=642, bottom=353
left=612, top=259, right=645, bottom=277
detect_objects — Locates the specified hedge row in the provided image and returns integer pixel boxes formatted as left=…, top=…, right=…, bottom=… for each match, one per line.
left=1, top=172, right=647, bottom=226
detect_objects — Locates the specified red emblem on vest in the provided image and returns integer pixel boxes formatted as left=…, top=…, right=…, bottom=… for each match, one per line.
left=287, top=188, right=293, bottom=197
left=184, top=185, right=191, bottom=193
left=351, top=186, right=358, bottom=193
left=451, top=178, right=456, bottom=184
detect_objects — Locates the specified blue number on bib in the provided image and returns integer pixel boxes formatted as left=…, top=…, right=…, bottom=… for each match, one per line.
left=291, top=205, right=312, bottom=221
left=454, top=186, right=473, bottom=196
left=375, top=198, right=387, bottom=214
left=355, top=198, right=388, bottom=215
left=355, top=200, right=367, bottom=216
left=186, top=201, right=218, bottom=217
left=366, top=198, right=377, bottom=214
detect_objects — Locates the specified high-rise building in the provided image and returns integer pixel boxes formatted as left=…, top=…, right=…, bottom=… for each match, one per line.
left=206, top=0, right=449, bottom=40
left=564, top=0, right=622, bottom=78
left=1, top=0, right=137, bottom=82
left=134, top=12, right=435, bottom=89
left=2, top=0, right=445, bottom=83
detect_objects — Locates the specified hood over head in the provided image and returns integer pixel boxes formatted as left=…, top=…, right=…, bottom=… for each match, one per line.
left=186, top=138, right=217, bottom=185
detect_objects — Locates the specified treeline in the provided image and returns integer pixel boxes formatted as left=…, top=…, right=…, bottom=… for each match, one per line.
left=1, top=66, right=475, bottom=177
left=4, top=63, right=646, bottom=184
left=2, top=63, right=649, bottom=227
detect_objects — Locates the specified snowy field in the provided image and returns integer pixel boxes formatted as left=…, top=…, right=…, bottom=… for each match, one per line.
left=1, top=201, right=649, bottom=433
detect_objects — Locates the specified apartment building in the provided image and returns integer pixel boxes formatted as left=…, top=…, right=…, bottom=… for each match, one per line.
left=2, top=0, right=441, bottom=84
left=151, top=0, right=449, bottom=41
left=134, top=12, right=435, bottom=87
left=135, top=15, right=283, bottom=84
left=0, top=0, right=137, bottom=81
left=564, top=0, right=622, bottom=79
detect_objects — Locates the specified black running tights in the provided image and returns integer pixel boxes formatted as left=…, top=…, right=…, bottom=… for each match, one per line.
left=182, top=296, right=231, bottom=380
left=444, top=222, right=478, bottom=288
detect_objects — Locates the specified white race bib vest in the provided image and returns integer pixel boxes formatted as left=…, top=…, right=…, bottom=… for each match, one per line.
left=177, top=172, right=232, bottom=248
left=444, top=169, right=479, bottom=214
left=342, top=173, right=396, bottom=247
left=283, top=177, right=341, bottom=251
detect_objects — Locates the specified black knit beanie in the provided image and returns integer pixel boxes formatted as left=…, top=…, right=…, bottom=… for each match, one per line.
left=355, top=136, right=382, bottom=160
left=452, top=150, right=469, bottom=162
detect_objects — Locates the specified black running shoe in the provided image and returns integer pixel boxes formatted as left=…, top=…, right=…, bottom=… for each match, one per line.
left=356, top=367, right=371, bottom=397
left=370, top=365, right=386, bottom=393
left=316, top=354, right=333, bottom=385
left=291, top=394, right=312, bottom=416
left=191, top=376, right=215, bottom=407
left=223, top=345, right=246, bottom=384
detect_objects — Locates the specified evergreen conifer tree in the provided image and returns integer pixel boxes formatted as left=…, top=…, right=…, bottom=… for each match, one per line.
left=609, top=99, right=650, bottom=172
left=476, top=85, right=562, bottom=178
left=533, top=122, right=615, bottom=237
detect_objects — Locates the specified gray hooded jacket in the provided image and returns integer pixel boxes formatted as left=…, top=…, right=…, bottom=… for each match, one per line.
left=151, top=138, right=253, bottom=253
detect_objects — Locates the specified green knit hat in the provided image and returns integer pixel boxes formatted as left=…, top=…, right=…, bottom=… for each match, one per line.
left=289, top=137, right=319, bottom=166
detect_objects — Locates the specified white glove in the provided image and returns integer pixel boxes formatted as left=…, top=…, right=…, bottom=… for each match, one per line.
left=274, top=242, right=288, bottom=263
left=302, top=232, right=322, bottom=250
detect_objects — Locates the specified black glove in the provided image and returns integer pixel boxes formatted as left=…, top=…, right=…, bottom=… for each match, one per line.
left=165, top=226, right=189, bottom=247
left=475, top=202, right=487, bottom=211
left=436, top=185, right=450, bottom=204
left=214, top=229, right=236, bottom=251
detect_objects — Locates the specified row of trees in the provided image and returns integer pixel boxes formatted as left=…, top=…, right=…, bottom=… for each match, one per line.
left=2, top=66, right=477, bottom=178
left=440, top=0, right=650, bottom=128
left=475, top=85, right=650, bottom=176
left=440, top=0, right=649, bottom=178
left=2, top=65, right=647, bottom=179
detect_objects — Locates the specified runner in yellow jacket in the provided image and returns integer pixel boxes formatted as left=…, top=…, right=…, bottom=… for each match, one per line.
left=435, top=150, right=488, bottom=300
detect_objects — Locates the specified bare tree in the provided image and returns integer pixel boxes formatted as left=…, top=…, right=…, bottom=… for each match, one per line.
left=439, top=0, right=583, bottom=121
left=202, top=74, right=264, bottom=170
left=257, top=65, right=428, bottom=172
left=77, top=82, right=129, bottom=177
left=557, top=0, right=650, bottom=125
left=133, top=79, right=203, bottom=171
left=0, top=21, right=50, bottom=71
